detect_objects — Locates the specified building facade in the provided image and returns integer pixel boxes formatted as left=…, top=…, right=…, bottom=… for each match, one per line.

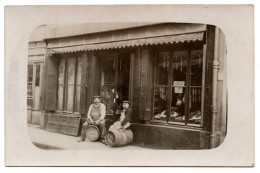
left=28, top=23, right=227, bottom=149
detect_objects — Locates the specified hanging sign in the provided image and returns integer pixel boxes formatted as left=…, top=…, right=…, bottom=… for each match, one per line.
left=173, top=81, right=185, bottom=87
left=173, top=81, right=185, bottom=94
left=175, top=87, right=183, bottom=93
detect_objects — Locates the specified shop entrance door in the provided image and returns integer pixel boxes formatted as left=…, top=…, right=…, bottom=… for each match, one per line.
left=100, top=52, right=131, bottom=115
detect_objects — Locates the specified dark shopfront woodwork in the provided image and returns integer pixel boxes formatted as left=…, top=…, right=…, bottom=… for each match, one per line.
left=44, top=53, right=58, bottom=111
left=203, top=25, right=215, bottom=132
left=44, top=36, right=213, bottom=130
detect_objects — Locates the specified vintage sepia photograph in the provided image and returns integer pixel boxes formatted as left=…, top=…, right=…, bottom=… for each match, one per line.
left=27, top=22, right=227, bottom=150
left=4, top=5, right=254, bottom=166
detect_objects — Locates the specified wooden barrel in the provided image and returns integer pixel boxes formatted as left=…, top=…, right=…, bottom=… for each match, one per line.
left=85, top=125, right=100, bottom=142
left=105, top=129, right=133, bottom=147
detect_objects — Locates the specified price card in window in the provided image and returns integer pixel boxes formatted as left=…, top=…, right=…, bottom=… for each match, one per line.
left=175, top=87, right=183, bottom=93
left=173, top=81, right=185, bottom=87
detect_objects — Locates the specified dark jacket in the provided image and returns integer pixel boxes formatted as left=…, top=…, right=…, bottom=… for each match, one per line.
left=120, top=108, right=132, bottom=126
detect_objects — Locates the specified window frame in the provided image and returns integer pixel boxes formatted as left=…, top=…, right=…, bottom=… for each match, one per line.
left=151, top=42, right=205, bottom=127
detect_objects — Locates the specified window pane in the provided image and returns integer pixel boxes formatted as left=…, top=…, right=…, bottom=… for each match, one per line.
left=153, top=86, right=168, bottom=121
left=188, top=87, right=202, bottom=124
left=35, top=65, right=40, bottom=86
left=102, top=56, right=116, bottom=83
left=169, top=51, right=188, bottom=123
left=169, top=88, right=186, bottom=123
left=154, top=52, right=169, bottom=85
left=172, top=51, right=188, bottom=82
left=190, top=50, right=203, bottom=86
left=189, top=50, right=203, bottom=125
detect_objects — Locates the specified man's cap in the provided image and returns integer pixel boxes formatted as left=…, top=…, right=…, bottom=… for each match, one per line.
left=93, top=95, right=101, bottom=99
left=122, top=100, right=129, bottom=104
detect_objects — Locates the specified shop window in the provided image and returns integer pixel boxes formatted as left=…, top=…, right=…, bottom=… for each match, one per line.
left=152, top=46, right=204, bottom=127
left=153, top=52, right=169, bottom=121
left=101, top=53, right=130, bottom=115
left=57, top=55, right=82, bottom=113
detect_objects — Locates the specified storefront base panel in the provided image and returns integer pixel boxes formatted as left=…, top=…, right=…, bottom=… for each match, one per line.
left=27, top=110, right=42, bottom=126
left=130, top=123, right=210, bottom=149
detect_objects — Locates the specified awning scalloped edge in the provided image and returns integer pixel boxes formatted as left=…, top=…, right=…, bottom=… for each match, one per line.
left=48, top=32, right=204, bottom=54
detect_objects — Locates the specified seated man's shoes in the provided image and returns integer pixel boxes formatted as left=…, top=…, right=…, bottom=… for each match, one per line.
left=101, top=138, right=107, bottom=145
left=77, top=138, right=85, bottom=142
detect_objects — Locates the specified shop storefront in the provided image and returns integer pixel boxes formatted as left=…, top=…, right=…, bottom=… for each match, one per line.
left=30, top=23, right=227, bottom=149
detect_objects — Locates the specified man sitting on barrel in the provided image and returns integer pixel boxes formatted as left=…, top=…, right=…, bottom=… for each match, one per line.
left=109, top=100, right=132, bottom=130
left=78, top=96, right=107, bottom=143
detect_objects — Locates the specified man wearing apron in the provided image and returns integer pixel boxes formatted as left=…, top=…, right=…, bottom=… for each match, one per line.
left=78, top=96, right=107, bottom=143
left=109, top=100, right=132, bottom=130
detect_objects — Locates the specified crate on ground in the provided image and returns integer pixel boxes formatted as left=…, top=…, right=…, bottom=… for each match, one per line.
left=46, top=113, right=81, bottom=136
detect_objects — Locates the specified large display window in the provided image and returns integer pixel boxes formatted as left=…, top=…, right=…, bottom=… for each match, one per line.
left=153, top=44, right=205, bottom=127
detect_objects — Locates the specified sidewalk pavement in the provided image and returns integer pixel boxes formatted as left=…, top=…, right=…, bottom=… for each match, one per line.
left=28, top=125, right=148, bottom=150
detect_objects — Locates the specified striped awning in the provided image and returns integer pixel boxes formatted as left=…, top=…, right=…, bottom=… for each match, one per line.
left=49, top=32, right=204, bottom=54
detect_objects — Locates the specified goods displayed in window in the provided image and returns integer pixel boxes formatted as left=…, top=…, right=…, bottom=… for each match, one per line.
left=153, top=48, right=204, bottom=126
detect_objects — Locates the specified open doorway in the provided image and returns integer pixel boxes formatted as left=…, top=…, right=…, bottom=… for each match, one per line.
left=100, top=52, right=131, bottom=115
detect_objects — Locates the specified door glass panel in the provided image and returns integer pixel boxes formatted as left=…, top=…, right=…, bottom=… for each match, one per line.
left=75, top=57, right=82, bottom=112
left=64, top=57, right=76, bottom=112
left=103, top=56, right=116, bottom=83
left=57, top=57, right=65, bottom=111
